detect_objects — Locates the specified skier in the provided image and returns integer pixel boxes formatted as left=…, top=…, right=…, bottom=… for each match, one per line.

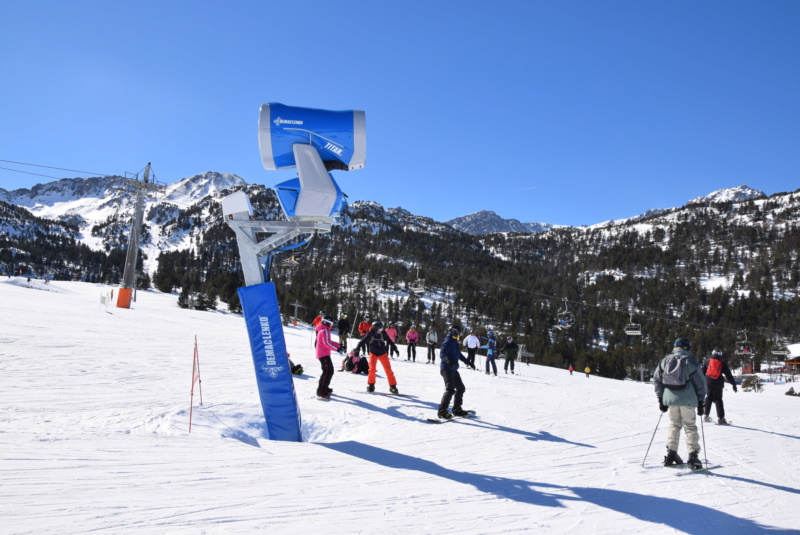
left=337, top=313, right=350, bottom=353
left=653, top=337, right=707, bottom=470
left=585, top=366, right=591, bottom=378
left=354, top=321, right=400, bottom=394
left=501, top=336, right=519, bottom=374
left=405, top=325, right=419, bottom=361
left=315, top=316, right=342, bottom=399
left=481, top=331, right=498, bottom=376
left=385, top=323, right=400, bottom=358
left=463, top=329, right=480, bottom=370
left=701, top=349, right=738, bottom=425
left=568, top=365, right=574, bottom=375
left=437, top=325, right=475, bottom=419
left=426, top=327, right=438, bottom=364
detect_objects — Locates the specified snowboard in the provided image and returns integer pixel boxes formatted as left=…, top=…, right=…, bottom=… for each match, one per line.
left=426, top=410, right=476, bottom=423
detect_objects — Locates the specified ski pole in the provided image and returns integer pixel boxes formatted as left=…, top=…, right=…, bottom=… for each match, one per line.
left=641, top=411, right=664, bottom=467
left=699, top=411, right=709, bottom=476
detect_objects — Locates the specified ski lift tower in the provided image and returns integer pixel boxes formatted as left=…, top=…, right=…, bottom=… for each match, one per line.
left=222, top=103, right=365, bottom=442
left=117, top=163, right=161, bottom=309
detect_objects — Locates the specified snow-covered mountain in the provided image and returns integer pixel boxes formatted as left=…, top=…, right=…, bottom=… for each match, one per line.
left=0, top=172, right=248, bottom=277
left=688, top=185, right=766, bottom=205
left=447, top=210, right=559, bottom=235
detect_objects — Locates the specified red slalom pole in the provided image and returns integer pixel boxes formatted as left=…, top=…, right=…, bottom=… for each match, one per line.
left=189, top=336, right=203, bottom=433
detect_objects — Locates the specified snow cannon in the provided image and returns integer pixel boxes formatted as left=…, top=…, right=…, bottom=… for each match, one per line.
left=258, top=103, right=365, bottom=220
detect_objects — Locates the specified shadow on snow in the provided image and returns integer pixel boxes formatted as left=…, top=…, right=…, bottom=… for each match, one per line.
left=321, top=441, right=797, bottom=535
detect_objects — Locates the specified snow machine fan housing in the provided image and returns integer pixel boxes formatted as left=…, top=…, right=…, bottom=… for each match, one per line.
left=258, top=103, right=365, bottom=220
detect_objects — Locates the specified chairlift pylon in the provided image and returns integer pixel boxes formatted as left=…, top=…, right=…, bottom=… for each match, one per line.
left=771, top=338, right=791, bottom=356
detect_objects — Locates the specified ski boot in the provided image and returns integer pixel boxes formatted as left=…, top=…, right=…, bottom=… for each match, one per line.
left=367, top=383, right=375, bottom=393
left=437, top=409, right=452, bottom=420
left=717, top=418, right=729, bottom=425
left=485, top=372, right=490, bottom=375
left=663, top=447, right=684, bottom=466
left=452, top=407, right=469, bottom=417
left=703, top=416, right=712, bottom=423
left=688, top=451, right=703, bottom=470
left=389, top=385, right=399, bottom=395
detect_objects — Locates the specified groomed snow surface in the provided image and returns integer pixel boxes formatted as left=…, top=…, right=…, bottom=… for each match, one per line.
left=2, top=280, right=799, bottom=535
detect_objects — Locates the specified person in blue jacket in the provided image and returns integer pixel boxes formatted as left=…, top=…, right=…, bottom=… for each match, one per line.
left=481, top=331, right=498, bottom=376
left=437, top=325, right=475, bottom=419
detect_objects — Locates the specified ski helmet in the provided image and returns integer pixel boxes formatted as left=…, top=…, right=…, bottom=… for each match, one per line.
left=674, top=337, right=691, bottom=349
left=507, top=336, right=513, bottom=342
left=488, top=330, right=495, bottom=338
left=321, top=316, right=335, bottom=326
left=712, top=348, right=723, bottom=357
left=449, top=325, right=462, bottom=337
left=372, top=321, right=384, bottom=331
left=411, top=325, right=416, bottom=329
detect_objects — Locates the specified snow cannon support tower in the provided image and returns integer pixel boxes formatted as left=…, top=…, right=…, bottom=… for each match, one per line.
left=222, top=103, right=366, bottom=442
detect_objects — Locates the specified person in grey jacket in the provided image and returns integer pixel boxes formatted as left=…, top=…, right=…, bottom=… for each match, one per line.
left=653, top=337, right=707, bottom=470
left=426, top=327, right=438, bottom=364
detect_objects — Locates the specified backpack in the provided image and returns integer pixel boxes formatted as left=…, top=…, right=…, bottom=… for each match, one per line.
left=661, top=354, right=690, bottom=390
left=706, top=358, right=723, bottom=380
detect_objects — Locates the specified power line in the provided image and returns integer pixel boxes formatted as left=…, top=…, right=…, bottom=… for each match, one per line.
left=0, top=159, right=112, bottom=177
left=0, top=166, right=65, bottom=181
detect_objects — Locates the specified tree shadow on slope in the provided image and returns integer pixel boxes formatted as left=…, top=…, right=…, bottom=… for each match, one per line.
left=322, top=441, right=797, bottom=535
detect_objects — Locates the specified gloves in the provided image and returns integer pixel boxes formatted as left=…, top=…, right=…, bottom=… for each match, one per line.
left=697, top=401, right=704, bottom=416
left=658, top=398, right=668, bottom=413
left=470, top=363, right=477, bottom=370
left=337, top=347, right=345, bottom=355
left=732, top=385, right=738, bottom=393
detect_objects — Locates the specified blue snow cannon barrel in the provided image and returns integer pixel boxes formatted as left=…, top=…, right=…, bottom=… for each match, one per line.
left=258, top=103, right=365, bottom=220
left=258, top=103, right=366, bottom=172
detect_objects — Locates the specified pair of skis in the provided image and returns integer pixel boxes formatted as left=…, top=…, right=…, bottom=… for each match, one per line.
left=664, top=463, right=721, bottom=476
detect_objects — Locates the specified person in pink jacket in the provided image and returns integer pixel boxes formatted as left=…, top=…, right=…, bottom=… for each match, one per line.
left=385, top=323, right=400, bottom=358
left=316, top=316, right=342, bottom=399
left=405, top=325, right=420, bottom=361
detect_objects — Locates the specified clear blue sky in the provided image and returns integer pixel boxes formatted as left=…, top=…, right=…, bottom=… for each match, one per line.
left=2, top=1, right=798, bottom=226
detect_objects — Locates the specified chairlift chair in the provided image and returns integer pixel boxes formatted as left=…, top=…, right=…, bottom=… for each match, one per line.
left=771, top=339, right=791, bottom=356
left=555, top=298, right=575, bottom=330
left=735, top=331, right=757, bottom=357
left=624, top=314, right=642, bottom=336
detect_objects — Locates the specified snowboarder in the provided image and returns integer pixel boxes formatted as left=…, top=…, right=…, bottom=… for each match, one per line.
left=501, top=336, right=519, bottom=374
left=385, top=323, right=400, bottom=358
left=437, top=325, right=475, bottom=419
left=315, top=316, right=342, bottom=399
left=463, top=329, right=480, bottom=370
left=426, top=327, right=438, bottom=363
left=354, top=321, right=400, bottom=394
left=405, top=325, right=419, bottom=361
left=701, top=349, right=738, bottom=425
left=337, top=313, right=350, bottom=353
left=653, top=337, right=707, bottom=470
left=481, top=331, right=498, bottom=376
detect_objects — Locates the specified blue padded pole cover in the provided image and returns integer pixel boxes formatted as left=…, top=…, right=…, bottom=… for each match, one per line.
left=238, top=283, right=303, bottom=442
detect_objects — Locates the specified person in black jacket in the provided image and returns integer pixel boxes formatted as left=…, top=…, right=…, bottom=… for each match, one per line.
left=337, top=314, right=350, bottom=353
left=701, top=349, right=738, bottom=425
left=500, top=336, right=519, bottom=374
left=354, top=321, right=400, bottom=394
